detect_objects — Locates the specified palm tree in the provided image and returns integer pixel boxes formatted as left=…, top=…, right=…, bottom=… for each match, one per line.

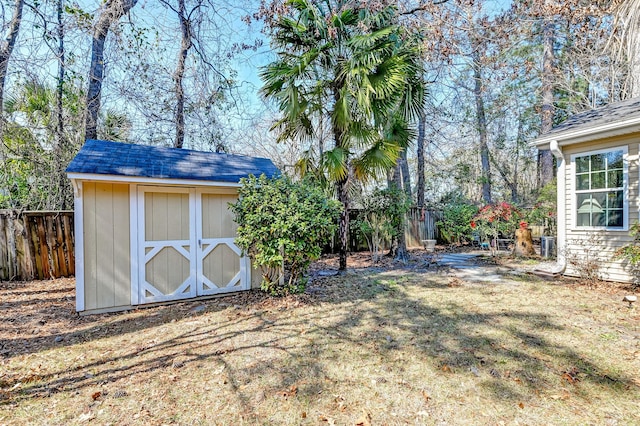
left=260, top=0, right=425, bottom=270
left=3, top=80, right=86, bottom=209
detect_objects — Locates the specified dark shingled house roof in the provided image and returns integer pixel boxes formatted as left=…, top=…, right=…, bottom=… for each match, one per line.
left=67, top=139, right=279, bottom=183
left=546, top=97, right=640, bottom=136
left=532, top=97, right=640, bottom=147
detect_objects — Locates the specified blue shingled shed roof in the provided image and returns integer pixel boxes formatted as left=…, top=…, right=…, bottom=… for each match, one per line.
left=67, top=139, right=279, bottom=183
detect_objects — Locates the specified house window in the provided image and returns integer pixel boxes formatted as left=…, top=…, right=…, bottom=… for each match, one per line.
left=574, top=148, right=625, bottom=228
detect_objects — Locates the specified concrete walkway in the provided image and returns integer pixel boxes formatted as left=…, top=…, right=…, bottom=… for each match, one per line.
left=436, top=252, right=512, bottom=283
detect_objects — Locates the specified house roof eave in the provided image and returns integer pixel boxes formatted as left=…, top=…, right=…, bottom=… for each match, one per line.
left=531, top=116, right=640, bottom=150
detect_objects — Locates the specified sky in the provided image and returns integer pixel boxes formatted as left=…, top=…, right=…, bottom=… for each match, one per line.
left=6, top=0, right=514, bottom=156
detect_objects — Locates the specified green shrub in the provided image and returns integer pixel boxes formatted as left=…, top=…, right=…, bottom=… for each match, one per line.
left=230, top=174, right=342, bottom=296
left=614, top=222, right=640, bottom=288
left=437, top=202, right=478, bottom=244
left=354, top=186, right=411, bottom=262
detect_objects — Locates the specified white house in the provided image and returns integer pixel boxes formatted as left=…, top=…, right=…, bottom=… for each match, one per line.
left=532, top=97, right=640, bottom=282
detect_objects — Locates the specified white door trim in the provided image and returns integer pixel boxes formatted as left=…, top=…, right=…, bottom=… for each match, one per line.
left=137, top=186, right=197, bottom=304
left=195, top=188, right=250, bottom=296
left=131, top=186, right=249, bottom=306
left=129, top=184, right=139, bottom=306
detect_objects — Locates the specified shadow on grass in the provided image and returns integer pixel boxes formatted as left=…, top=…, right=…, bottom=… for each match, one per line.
left=1, top=268, right=637, bottom=418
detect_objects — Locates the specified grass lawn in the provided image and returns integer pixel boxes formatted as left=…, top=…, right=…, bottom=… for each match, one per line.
left=1, top=253, right=639, bottom=425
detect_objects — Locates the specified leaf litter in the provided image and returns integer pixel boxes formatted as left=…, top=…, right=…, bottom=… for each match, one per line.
left=0, top=250, right=639, bottom=425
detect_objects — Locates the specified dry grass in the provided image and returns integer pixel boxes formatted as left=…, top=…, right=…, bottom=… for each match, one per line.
left=1, top=253, right=639, bottom=425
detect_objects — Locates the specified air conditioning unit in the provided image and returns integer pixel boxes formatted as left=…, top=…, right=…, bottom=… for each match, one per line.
left=540, top=236, right=556, bottom=258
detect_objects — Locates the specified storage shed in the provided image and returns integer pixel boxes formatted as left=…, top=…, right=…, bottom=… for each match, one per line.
left=66, top=139, right=279, bottom=314
left=531, top=97, right=640, bottom=282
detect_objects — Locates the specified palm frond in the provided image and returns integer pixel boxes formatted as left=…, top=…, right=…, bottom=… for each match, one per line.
left=348, top=26, right=395, bottom=51
left=323, top=146, right=350, bottom=181
left=383, top=115, right=414, bottom=149
left=260, top=0, right=426, bottom=183
left=352, top=139, right=401, bottom=181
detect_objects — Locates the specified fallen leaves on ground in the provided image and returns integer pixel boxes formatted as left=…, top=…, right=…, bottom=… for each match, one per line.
left=355, top=409, right=372, bottom=426
left=1, top=251, right=639, bottom=425
left=562, top=367, right=580, bottom=384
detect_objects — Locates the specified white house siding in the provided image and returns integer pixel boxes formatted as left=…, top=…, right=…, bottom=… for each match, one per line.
left=561, top=135, right=640, bottom=282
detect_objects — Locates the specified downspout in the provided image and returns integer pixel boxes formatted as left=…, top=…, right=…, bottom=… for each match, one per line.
left=550, top=140, right=566, bottom=274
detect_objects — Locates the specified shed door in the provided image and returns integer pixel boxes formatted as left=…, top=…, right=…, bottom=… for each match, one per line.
left=138, top=187, right=197, bottom=304
left=196, top=190, right=249, bottom=295
left=137, top=187, right=248, bottom=305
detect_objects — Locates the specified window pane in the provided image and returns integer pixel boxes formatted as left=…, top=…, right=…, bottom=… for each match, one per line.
left=576, top=174, right=590, bottom=190
left=608, top=210, right=623, bottom=227
left=591, top=154, right=606, bottom=171
left=577, top=212, right=591, bottom=226
left=591, top=171, right=606, bottom=189
left=578, top=194, right=591, bottom=207
left=593, top=192, right=607, bottom=209
left=576, top=156, right=590, bottom=173
left=577, top=193, right=591, bottom=209
left=607, top=191, right=623, bottom=209
left=577, top=194, right=601, bottom=214
left=607, top=150, right=623, bottom=169
left=608, top=170, right=623, bottom=188
left=592, top=212, right=605, bottom=226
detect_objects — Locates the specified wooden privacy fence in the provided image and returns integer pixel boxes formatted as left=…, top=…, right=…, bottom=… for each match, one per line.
left=405, top=207, right=442, bottom=247
left=341, top=207, right=442, bottom=252
left=1, top=207, right=440, bottom=278
left=0, top=210, right=75, bottom=281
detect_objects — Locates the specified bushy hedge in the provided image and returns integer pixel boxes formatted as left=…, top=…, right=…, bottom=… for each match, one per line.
left=437, top=202, right=478, bottom=244
left=354, top=186, right=411, bottom=262
left=230, top=175, right=342, bottom=296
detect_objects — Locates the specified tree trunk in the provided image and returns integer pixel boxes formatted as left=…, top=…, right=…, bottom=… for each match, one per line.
left=331, top=81, right=350, bottom=271
left=337, top=175, right=349, bottom=271
left=509, top=116, right=525, bottom=204
left=0, top=0, right=24, bottom=132
left=416, top=111, right=426, bottom=209
left=630, top=20, right=640, bottom=97
left=472, top=40, right=491, bottom=204
left=538, top=18, right=555, bottom=188
left=391, top=158, right=408, bottom=263
left=400, top=148, right=411, bottom=199
left=614, top=0, right=640, bottom=98
left=514, top=227, right=536, bottom=257
left=56, top=0, right=65, bottom=149
left=56, top=0, right=69, bottom=209
left=85, top=0, right=138, bottom=141
left=172, top=0, right=193, bottom=148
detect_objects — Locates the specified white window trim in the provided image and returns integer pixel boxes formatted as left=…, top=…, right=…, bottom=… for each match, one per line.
left=570, top=145, right=629, bottom=231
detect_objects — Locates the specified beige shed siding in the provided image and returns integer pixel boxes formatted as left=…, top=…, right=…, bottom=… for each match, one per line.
left=144, top=191, right=191, bottom=296
left=80, top=183, right=255, bottom=313
left=201, top=192, right=238, bottom=238
left=201, top=192, right=241, bottom=288
left=562, top=135, right=640, bottom=282
left=83, top=182, right=131, bottom=310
